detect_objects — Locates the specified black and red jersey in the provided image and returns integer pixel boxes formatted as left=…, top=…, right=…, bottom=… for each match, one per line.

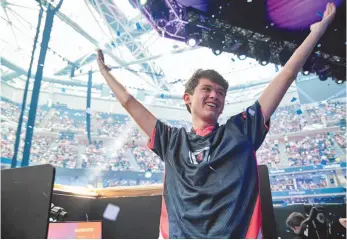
left=148, top=101, right=270, bottom=238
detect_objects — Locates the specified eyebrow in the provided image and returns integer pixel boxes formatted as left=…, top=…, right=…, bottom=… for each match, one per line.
left=201, top=85, right=226, bottom=93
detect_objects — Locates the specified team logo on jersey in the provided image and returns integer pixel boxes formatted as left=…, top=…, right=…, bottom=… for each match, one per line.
left=188, top=147, right=210, bottom=164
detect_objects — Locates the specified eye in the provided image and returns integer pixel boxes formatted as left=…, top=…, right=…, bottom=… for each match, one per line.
left=217, top=91, right=225, bottom=97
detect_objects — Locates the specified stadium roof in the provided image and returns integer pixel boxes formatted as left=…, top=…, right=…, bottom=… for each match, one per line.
left=1, top=0, right=291, bottom=96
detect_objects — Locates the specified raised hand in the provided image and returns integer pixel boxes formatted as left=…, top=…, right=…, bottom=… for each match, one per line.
left=97, top=49, right=111, bottom=72
left=310, top=2, right=336, bottom=35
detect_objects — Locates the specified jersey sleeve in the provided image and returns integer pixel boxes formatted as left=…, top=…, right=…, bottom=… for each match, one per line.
left=147, top=119, right=178, bottom=161
left=226, top=100, right=270, bottom=151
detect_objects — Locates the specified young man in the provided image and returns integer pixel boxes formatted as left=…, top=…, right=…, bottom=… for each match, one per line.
left=286, top=212, right=306, bottom=238
left=97, top=3, right=336, bottom=238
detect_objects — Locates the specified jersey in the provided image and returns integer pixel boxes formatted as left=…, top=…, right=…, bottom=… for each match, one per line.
left=147, top=100, right=270, bottom=238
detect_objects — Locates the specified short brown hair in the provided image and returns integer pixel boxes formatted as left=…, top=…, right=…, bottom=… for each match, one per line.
left=286, top=212, right=305, bottom=229
left=184, top=69, right=229, bottom=113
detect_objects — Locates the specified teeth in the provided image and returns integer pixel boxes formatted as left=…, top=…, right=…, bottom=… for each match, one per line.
left=207, top=103, right=216, bottom=107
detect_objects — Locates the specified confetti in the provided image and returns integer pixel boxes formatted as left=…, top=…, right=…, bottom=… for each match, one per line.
left=296, top=109, right=303, bottom=115
left=316, top=12, right=323, bottom=17
left=103, top=203, right=120, bottom=221
left=290, top=97, right=297, bottom=102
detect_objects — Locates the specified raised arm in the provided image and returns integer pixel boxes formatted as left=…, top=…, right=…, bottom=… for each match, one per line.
left=258, top=2, right=336, bottom=122
left=97, top=49, right=157, bottom=137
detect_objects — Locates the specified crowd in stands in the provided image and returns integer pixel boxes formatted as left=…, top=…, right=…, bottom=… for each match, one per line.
left=130, top=145, right=164, bottom=173
left=285, top=133, right=337, bottom=167
left=270, top=176, right=296, bottom=191
left=102, top=179, right=161, bottom=188
left=269, top=104, right=308, bottom=135
left=1, top=101, right=22, bottom=123
left=0, top=99, right=48, bottom=126
left=270, top=174, right=329, bottom=192
left=296, top=175, right=328, bottom=189
left=1, top=99, right=345, bottom=187
left=46, top=107, right=85, bottom=129
left=333, top=132, right=346, bottom=151
left=305, top=101, right=346, bottom=124
left=257, top=139, right=281, bottom=168
left=1, top=126, right=17, bottom=159
left=94, top=112, right=131, bottom=137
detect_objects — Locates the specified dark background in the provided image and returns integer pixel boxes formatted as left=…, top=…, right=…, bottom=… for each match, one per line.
left=176, top=0, right=346, bottom=57
left=52, top=193, right=346, bottom=239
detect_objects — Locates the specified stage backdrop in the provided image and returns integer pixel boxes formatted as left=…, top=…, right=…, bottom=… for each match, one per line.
left=52, top=193, right=346, bottom=239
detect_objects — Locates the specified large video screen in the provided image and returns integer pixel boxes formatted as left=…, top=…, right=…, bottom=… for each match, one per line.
left=48, top=221, right=102, bottom=239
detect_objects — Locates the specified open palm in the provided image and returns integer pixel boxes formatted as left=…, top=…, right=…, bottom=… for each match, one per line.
left=310, top=2, right=336, bottom=34
left=97, top=49, right=111, bottom=72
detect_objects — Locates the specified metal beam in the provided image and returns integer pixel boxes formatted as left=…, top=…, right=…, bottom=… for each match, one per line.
left=52, top=8, right=152, bottom=76
left=1, top=71, right=22, bottom=81
left=89, top=0, right=171, bottom=90
left=116, top=46, right=200, bottom=67
left=40, top=0, right=126, bottom=67
left=54, top=53, right=96, bottom=76
left=1, top=57, right=102, bottom=89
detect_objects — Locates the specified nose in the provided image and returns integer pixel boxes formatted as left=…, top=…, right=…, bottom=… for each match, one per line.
left=209, top=90, right=217, bottom=99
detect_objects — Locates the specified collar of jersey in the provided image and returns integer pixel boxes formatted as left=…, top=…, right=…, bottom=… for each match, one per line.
left=191, top=124, right=219, bottom=137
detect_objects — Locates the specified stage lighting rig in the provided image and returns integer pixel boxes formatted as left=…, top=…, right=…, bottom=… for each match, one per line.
left=208, top=31, right=225, bottom=55
left=236, top=40, right=249, bottom=60
left=185, top=24, right=202, bottom=47
left=254, top=41, right=270, bottom=66
left=331, top=65, right=346, bottom=84
left=314, top=58, right=331, bottom=81
left=146, top=0, right=169, bottom=28
left=278, top=47, right=293, bottom=66
left=134, top=0, right=346, bottom=81
left=302, top=59, right=314, bottom=76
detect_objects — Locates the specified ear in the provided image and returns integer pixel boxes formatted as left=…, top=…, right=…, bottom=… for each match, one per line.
left=183, top=92, right=191, bottom=106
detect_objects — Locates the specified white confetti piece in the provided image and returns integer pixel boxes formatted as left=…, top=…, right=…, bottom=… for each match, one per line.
left=103, top=203, right=120, bottom=221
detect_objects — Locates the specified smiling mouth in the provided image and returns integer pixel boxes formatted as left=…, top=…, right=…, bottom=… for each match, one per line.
left=206, top=103, right=218, bottom=108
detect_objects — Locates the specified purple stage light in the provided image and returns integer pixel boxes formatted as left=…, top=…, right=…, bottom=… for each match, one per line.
left=267, top=0, right=343, bottom=30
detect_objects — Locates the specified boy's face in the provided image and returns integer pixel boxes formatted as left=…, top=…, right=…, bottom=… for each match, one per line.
left=184, top=78, right=226, bottom=124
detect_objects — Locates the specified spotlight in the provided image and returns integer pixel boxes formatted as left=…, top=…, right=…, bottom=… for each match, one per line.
left=208, top=31, right=224, bottom=56
left=187, top=38, right=197, bottom=47
left=236, top=41, right=249, bottom=60
left=336, top=79, right=345, bottom=84
left=331, top=65, right=346, bottom=84
left=185, top=33, right=201, bottom=47
left=139, top=0, right=147, bottom=5
left=212, top=48, right=222, bottom=56
left=238, top=54, right=247, bottom=60
left=278, top=47, right=293, bottom=66
left=185, top=25, right=201, bottom=47
left=254, top=42, right=270, bottom=66
left=302, top=58, right=314, bottom=76
left=302, top=70, right=310, bottom=76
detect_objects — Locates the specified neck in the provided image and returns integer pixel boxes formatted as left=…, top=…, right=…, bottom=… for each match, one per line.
left=192, top=116, right=216, bottom=131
